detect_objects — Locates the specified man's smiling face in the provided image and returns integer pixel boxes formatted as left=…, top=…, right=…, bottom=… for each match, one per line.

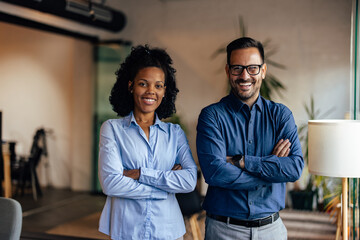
left=226, top=47, right=267, bottom=107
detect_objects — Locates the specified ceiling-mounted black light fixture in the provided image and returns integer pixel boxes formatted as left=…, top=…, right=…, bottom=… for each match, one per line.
left=2, top=0, right=126, bottom=32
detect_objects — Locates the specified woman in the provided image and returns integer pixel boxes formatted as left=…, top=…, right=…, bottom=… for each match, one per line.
left=98, top=45, right=197, bottom=240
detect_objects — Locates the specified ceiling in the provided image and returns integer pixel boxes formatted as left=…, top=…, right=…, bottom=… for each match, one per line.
left=0, top=0, right=127, bottom=42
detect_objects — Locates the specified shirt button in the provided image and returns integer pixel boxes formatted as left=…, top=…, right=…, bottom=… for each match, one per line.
left=249, top=202, right=253, bottom=205
left=249, top=140, right=253, bottom=144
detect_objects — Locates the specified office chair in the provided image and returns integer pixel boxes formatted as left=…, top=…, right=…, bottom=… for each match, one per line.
left=12, top=128, right=47, bottom=200
left=0, top=197, right=22, bottom=240
left=176, top=189, right=204, bottom=240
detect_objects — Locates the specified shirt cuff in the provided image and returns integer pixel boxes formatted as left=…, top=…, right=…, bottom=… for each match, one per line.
left=244, top=155, right=262, bottom=174
left=139, top=167, right=168, bottom=199
left=139, top=167, right=160, bottom=186
left=151, top=188, right=168, bottom=199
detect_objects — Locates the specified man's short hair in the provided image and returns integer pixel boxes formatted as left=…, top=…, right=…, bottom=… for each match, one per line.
left=226, top=37, right=265, bottom=64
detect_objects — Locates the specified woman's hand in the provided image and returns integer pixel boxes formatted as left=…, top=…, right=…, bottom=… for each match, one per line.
left=123, top=164, right=182, bottom=180
left=172, top=164, right=182, bottom=170
left=123, top=169, right=140, bottom=180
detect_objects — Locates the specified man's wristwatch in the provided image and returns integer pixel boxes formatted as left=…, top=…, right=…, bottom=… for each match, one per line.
left=232, top=154, right=244, bottom=168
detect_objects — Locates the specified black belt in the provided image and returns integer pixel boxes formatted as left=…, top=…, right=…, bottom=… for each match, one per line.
left=207, top=212, right=279, bottom=228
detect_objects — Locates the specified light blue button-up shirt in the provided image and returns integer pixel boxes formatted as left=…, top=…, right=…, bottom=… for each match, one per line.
left=98, top=112, right=197, bottom=240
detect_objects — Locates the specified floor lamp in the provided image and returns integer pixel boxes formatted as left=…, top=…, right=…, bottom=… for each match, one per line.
left=308, top=120, right=360, bottom=240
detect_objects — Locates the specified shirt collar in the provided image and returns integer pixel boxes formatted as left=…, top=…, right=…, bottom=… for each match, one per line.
left=253, top=95, right=263, bottom=112
left=124, top=112, right=167, bottom=133
left=153, top=115, right=167, bottom=133
left=228, top=92, right=263, bottom=112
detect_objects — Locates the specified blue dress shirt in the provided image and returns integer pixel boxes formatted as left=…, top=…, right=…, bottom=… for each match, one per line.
left=98, top=112, right=197, bottom=240
left=196, top=93, right=304, bottom=220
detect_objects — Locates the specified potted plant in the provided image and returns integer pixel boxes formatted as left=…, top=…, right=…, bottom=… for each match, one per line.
left=211, top=16, right=286, bottom=101
left=289, top=95, right=335, bottom=210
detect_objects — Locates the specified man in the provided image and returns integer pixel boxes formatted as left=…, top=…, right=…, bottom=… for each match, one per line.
left=196, top=37, right=304, bottom=239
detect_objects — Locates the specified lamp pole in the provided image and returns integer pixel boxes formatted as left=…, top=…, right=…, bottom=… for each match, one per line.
left=342, top=177, right=348, bottom=240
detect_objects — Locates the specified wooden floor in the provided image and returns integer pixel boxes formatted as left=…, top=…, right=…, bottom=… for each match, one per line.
left=12, top=188, right=337, bottom=240
left=280, top=210, right=336, bottom=240
left=181, top=210, right=336, bottom=240
left=13, top=188, right=105, bottom=239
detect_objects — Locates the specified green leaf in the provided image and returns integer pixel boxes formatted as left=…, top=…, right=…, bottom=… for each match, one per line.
left=265, top=48, right=279, bottom=58
left=238, top=16, right=246, bottom=37
left=318, top=107, right=336, bottom=119
left=266, top=59, right=287, bottom=70
left=210, top=45, right=227, bottom=59
left=260, top=80, right=271, bottom=100
left=262, top=38, right=272, bottom=47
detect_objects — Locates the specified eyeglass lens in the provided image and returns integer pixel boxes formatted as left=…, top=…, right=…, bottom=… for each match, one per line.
left=231, top=65, right=261, bottom=75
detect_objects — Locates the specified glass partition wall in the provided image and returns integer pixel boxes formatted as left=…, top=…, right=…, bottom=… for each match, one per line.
left=92, top=43, right=131, bottom=192
left=350, top=0, right=360, bottom=239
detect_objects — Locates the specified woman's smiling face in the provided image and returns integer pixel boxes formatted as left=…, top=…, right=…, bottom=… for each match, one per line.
left=130, top=67, right=166, bottom=116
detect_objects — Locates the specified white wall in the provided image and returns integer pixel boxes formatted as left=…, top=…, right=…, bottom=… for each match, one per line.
left=0, top=22, right=94, bottom=190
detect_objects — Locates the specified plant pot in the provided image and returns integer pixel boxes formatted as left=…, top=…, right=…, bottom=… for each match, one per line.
left=289, top=190, right=315, bottom=211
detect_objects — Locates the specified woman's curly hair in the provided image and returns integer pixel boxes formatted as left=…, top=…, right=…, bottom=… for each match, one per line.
left=109, top=45, right=179, bottom=119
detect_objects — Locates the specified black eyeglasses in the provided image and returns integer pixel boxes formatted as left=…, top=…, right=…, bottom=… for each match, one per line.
left=228, top=64, right=263, bottom=76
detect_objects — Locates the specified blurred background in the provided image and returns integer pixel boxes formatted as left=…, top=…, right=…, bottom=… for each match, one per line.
left=0, top=0, right=357, bottom=239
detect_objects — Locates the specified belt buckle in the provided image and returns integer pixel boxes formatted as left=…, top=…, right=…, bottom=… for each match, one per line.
left=247, top=219, right=259, bottom=228
left=257, top=213, right=273, bottom=227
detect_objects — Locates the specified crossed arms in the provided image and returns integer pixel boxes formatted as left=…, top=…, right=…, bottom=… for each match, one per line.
left=196, top=107, right=304, bottom=191
left=98, top=121, right=197, bottom=200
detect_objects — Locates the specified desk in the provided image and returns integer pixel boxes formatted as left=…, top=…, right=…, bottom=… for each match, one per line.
left=2, top=142, right=11, bottom=198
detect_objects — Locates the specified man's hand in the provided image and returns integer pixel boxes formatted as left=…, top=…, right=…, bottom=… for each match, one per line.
left=172, top=164, right=182, bottom=170
left=272, top=139, right=291, bottom=157
left=226, top=156, right=233, bottom=164
left=123, top=169, right=140, bottom=180
left=226, top=156, right=244, bottom=169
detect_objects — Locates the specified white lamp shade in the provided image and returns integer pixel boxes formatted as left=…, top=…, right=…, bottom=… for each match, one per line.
left=308, top=120, right=360, bottom=178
